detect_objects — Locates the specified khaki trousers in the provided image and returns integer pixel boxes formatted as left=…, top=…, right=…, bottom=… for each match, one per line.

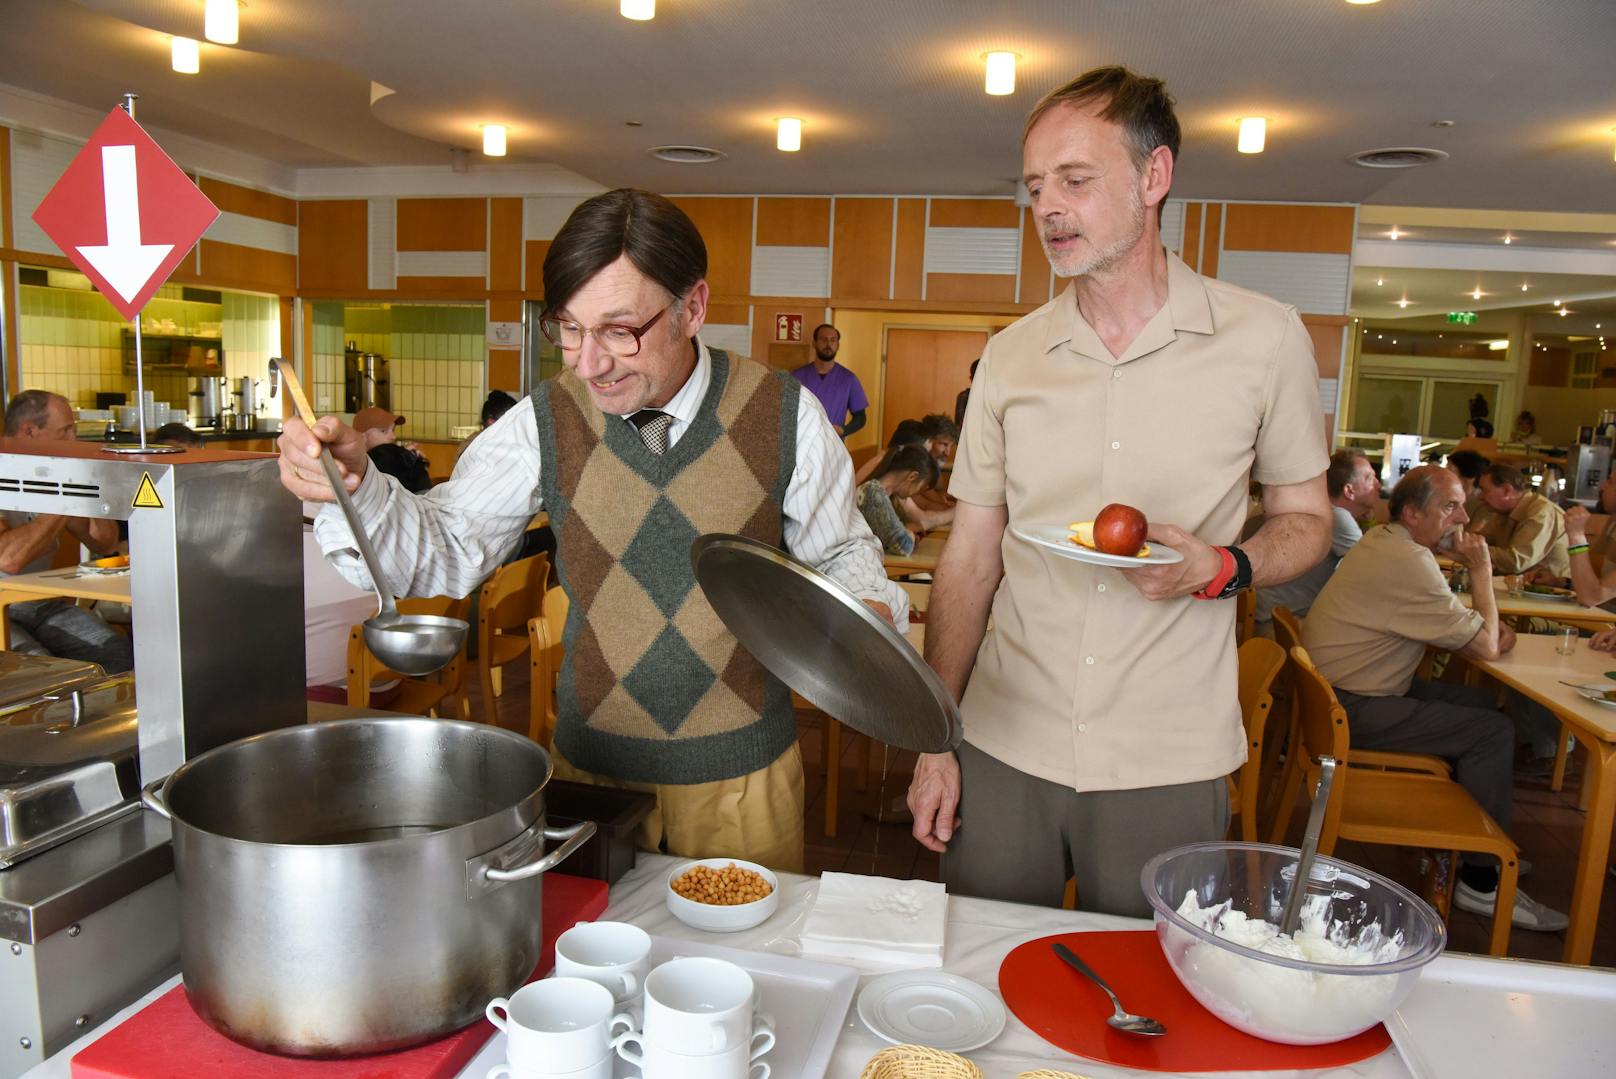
left=551, top=742, right=805, bottom=874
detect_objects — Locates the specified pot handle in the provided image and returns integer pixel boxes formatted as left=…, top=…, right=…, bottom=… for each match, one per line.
left=468, top=820, right=596, bottom=897
left=140, top=778, right=173, bottom=820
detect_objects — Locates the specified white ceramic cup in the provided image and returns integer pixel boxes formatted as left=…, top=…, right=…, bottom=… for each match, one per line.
left=613, top=1026, right=773, bottom=1079
left=554, top=920, right=653, bottom=1004
left=486, top=1058, right=611, bottom=1079
left=642, top=956, right=773, bottom=1056
left=485, top=977, right=633, bottom=1073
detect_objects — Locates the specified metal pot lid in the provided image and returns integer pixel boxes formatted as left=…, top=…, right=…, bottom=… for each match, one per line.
left=691, top=534, right=962, bottom=754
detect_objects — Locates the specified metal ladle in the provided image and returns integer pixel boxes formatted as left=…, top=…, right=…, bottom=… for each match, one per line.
left=272, top=358, right=468, bottom=676
left=1279, top=755, right=1338, bottom=936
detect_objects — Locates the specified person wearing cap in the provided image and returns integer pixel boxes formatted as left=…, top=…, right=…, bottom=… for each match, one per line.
left=352, top=407, right=431, bottom=494
left=278, top=188, right=905, bottom=873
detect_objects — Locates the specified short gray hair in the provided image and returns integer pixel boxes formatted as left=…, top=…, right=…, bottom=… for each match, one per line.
left=1389, top=465, right=1449, bottom=521
left=4, top=390, right=66, bottom=436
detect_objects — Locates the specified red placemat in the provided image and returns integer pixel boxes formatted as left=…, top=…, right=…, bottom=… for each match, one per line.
left=999, top=930, right=1392, bottom=1073
left=73, top=873, right=608, bottom=1079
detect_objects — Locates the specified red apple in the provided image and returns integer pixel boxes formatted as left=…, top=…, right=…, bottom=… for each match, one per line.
left=1092, top=503, right=1149, bottom=556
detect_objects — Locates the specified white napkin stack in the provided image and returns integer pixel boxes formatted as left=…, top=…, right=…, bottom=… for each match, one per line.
left=800, top=872, right=947, bottom=967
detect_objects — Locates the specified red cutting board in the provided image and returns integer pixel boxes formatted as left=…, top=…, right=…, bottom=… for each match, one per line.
left=73, top=873, right=608, bottom=1079
left=999, top=931, right=1393, bottom=1072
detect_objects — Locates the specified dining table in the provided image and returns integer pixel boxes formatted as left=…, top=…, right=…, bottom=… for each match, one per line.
left=882, top=532, right=946, bottom=577
left=1466, top=633, right=1616, bottom=966
left=28, top=847, right=1611, bottom=1079
left=1458, top=578, right=1616, bottom=626
left=0, top=563, right=131, bottom=650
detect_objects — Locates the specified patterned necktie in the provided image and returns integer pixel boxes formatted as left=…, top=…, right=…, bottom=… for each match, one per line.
left=629, top=409, right=673, bottom=455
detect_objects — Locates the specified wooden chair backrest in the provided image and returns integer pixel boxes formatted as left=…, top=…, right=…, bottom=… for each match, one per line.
left=346, top=595, right=469, bottom=704
left=1271, top=606, right=1302, bottom=655
left=1288, top=645, right=1351, bottom=766
left=479, top=554, right=550, bottom=639
left=1235, top=589, right=1257, bottom=645
left=1237, top=637, right=1285, bottom=740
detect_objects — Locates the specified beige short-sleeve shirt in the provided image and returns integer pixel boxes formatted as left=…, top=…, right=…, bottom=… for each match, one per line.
left=949, top=252, right=1328, bottom=792
left=1301, top=524, right=1484, bottom=697
left=1467, top=490, right=1568, bottom=577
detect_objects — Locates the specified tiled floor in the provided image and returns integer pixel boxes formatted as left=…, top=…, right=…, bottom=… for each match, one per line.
left=484, top=666, right=1615, bottom=968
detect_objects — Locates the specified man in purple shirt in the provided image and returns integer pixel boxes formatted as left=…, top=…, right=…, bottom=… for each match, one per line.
left=791, top=324, right=868, bottom=439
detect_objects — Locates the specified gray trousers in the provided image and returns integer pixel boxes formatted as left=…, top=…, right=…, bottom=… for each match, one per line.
left=1335, top=679, right=1513, bottom=861
left=941, top=741, right=1229, bottom=917
left=7, top=599, right=134, bottom=674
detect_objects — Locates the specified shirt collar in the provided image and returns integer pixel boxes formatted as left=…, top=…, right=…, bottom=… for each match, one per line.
left=625, top=337, right=709, bottom=428
left=1043, top=248, right=1216, bottom=362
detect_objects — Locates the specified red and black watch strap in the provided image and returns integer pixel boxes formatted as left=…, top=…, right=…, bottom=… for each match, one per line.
left=1193, top=544, right=1253, bottom=601
left=1192, top=547, right=1237, bottom=600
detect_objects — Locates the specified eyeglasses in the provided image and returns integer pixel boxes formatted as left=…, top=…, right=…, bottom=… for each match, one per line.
left=538, top=300, right=676, bottom=358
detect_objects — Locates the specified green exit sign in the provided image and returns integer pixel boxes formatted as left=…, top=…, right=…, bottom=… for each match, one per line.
left=1447, top=311, right=1478, bottom=325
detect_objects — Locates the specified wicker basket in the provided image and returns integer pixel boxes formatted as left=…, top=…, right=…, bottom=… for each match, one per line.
left=1016, top=1071, right=1093, bottom=1079
left=859, top=1045, right=985, bottom=1079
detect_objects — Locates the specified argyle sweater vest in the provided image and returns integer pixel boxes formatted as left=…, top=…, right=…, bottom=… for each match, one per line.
left=533, top=349, right=800, bottom=784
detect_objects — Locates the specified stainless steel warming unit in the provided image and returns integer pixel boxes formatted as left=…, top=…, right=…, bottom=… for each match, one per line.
left=0, top=439, right=304, bottom=1076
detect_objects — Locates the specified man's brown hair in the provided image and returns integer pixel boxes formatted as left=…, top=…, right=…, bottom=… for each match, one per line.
left=1326, top=449, right=1369, bottom=499
left=1023, top=66, right=1182, bottom=169
left=1483, top=463, right=1528, bottom=492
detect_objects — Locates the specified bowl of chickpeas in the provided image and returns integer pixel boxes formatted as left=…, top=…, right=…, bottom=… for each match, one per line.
left=665, top=858, right=780, bottom=932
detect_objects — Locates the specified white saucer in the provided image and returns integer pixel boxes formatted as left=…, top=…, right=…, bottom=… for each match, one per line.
left=856, top=970, right=1007, bottom=1053
left=1570, top=683, right=1616, bottom=708
left=1012, top=523, right=1183, bottom=566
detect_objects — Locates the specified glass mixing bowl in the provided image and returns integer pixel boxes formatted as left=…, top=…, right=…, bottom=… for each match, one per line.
left=1141, top=841, right=1446, bottom=1045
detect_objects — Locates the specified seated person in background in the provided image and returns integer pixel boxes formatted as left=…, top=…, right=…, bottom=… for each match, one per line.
left=918, top=413, right=959, bottom=464
left=1446, top=449, right=1489, bottom=520
left=1466, top=417, right=1494, bottom=439
left=1254, top=448, right=1378, bottom=634
left=155, top=422, right=203, bottom=449
left=1511, top=411, right=1541, bottom=446
left=0, top=391, right=133, bottom=673
left=857, top=445, right=939, bottom=557
left=853, top=419, right=927, bottom=485
left=1466, top=463, right=1568, bottom=579
left=1301, top=466, right=1565, bottom=931
left=905, top=414, right=959, bottom=526
left=1562, top=487, right=1616, bottom=608
left=353, top=406, right=431, bottom=494
left=482, top=390, right=517, bottom=428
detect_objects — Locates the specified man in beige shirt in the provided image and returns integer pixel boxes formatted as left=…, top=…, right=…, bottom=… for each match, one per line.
left=1302, top=466, right=1565, bottom=931
left=1468, top=463, right=1569, bottom=578
left=905, top=66, right=1332, bottom=916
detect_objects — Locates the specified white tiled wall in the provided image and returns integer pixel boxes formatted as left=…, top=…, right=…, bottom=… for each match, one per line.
left=324, top=303, right=485, bottom=440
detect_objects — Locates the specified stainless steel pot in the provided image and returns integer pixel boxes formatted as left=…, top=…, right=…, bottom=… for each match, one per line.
left=140, top=717, right=594, bottom=1057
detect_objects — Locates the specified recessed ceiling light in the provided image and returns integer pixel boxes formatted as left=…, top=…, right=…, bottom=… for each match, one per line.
left=171, top=36, right=200, bottom=74
left=481, top=124, right=507, bottom=156
left=1346, top=0, right=1381, bottom=5
left=1521, top=283, right=1529, bottom=291
left=1388, top=227, right=1402, bottom=240
left=1237, top=117, right=1267, bottom=154
left=204, top=0, right=239, bottom=45
left=1560, top=308, right=1570, bottom=316
left=1503, top=234, right=1513, bottom=245
left=1396, top=298, right=1412, bottom=308
left=1375, top=277, right=1384, bottom=286
left=777, top=117, right=803, bottom=152
left=984, top=52, right=1017, bottom=96
left=1471, top=287, right=1484, bottom=300
left=621, top=0, right=655, bottom=19
left=1554, top=298, right=1562, bottom=305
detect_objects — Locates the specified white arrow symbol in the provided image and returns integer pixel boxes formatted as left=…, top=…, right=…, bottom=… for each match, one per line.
left=77, top=144, right=173, bottom=304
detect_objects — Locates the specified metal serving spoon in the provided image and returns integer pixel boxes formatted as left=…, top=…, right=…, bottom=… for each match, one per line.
left=1279, top=755, right=1338, bottom=936
left=273, top=358, right=468, bottom=676
left=1052, top=941, right=1166, bottom=1037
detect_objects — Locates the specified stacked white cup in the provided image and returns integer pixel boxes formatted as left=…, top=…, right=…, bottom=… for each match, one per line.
left=485, top=977, right=633, bottom=1079
left=612, top=957, right=774, bottom=1079
left=555, top=921, right=653, bottom=1011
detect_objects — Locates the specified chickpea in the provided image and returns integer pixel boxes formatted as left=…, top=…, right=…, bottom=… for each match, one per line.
left=671, top=862, right=774, bottom=906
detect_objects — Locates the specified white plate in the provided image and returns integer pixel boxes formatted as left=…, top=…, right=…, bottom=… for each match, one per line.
left=1569, top=683, right=1616, bottom=708
left=1012, top=523, right=1183, bottom=566
left=77, top=560, right=129, bottom=575
left=1518, top=587, right=1579, bottom=603
left=856, top=970, right=1006, bottom=1054
left=1385, top=953, right=1616, bottom=1079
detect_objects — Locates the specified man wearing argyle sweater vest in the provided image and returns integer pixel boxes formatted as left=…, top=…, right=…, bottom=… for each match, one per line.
left=287, top=190, right=905, bottom=873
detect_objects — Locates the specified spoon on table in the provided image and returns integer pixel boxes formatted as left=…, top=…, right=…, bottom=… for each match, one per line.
left=1051, top=941, right=1166, bottom=1037
left=1279, top=755, right=1338, bottom=936
left=272, top=358, right=468, bottom=676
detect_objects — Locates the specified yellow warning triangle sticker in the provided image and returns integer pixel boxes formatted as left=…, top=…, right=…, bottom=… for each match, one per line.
left=131, top=472, right=163, bottom=510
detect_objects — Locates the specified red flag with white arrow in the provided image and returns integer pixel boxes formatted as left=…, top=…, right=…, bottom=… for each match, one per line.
left=31, top=106, right=219, bottom=322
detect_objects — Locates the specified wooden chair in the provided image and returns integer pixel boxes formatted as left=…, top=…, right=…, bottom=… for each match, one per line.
left=475, top=553, right=550, bottom=726
left=1266, top=607, right=1450, bottom=843
left=1229, top=637, right=1285, bottom=841
left=1235, top=588, right=1257, bottom=645
left=1288, top=644, right=1519, bottom=956
left=345, top=596, right=470, bottom=719
left=526, top=585, right=569, bottom=748
left=820, top=582, right=930, bottom=837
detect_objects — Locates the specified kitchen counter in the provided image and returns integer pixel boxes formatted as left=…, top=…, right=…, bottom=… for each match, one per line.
left=82, top=425, right=283, bottom=445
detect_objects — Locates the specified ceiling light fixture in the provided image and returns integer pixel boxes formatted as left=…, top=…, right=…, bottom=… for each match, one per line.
left=1375, top=277, right=1384, bottom=286
left=171, top=36, right=200, bottom=74
left=776, top=117, right=802, bottom=152
left=1503, top=234, right=1513, bottom=245
left=1388, top=227, right=1402, bottom=240
left=481, top=124, right=507, bottom=156
left=1346, top=0, right=1382, bottom=5
left=1554, top=298, right=1563, bottom=305
left=204, top=0, right=239, bottom=45
left=1560, top=308, right=1570, bottom=316
left=1471, top=287, right=1484, bottom=300
left=1396, top=297, right=1412, bottom=309
left=621, top=0, right=655, bottom=20
left=1521, top=283, right=1529, bottom=291
left=984, top=52, right=1017, bottom=96
left=1488, top=340, right=1509, bottom=351
left=1237, top=117, right=1267, bottom=154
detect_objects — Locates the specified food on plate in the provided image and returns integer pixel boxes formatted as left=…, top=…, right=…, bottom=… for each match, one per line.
left=91, top=554, right=130, bottom=569
left=671, top=862, right=774, bottom=906
left=1523, top=583, right=1573, bottom=597
left=1068, top=504, right=1151, bottom=558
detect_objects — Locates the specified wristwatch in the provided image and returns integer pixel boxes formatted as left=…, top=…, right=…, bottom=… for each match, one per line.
left=1192, top=545, right=1253, bottom=601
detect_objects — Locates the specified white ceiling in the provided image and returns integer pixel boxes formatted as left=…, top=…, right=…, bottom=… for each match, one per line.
left=2, top=0, right=1613, bottom=208
left=1351, top=266, right=1616, bottom=322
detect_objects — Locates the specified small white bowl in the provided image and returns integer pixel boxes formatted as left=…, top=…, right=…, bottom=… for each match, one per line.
left=665, top=858, right=780, bottom=933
